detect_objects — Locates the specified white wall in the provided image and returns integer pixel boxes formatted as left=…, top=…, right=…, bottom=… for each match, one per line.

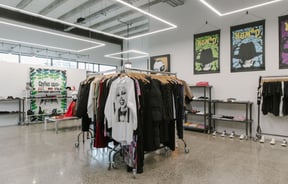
left=142, top=1, right=288, bottom=139
left=0, top=62, right=87, bottom=126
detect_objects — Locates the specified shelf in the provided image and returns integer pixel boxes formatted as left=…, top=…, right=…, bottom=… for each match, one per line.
left=185, top=85, right=212, bottom=133
left=186, top=111, right=210, bottom=116
left=183, top=122, right=207, bottom=130
left=0, top=111, right=21, bottom=114
left=212, top=100, right=253, bottom=105
left=211, top=99, right=253, bottom=138
left=191, top=99, right=211, bottom=102
left=212, top=117, right=252, bottom=123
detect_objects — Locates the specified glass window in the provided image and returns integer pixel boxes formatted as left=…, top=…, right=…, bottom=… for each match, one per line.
left=99, top=65, right=117, bottom=73
left=0, top=53, right=19, bottom=63
left=86, top=63, right=93, bottom=71
left=52, top=59, right=77, bottom=69
left=78, top=62, right=85, bottom=69
left=21, top=55, right=50, bottom=66
left=93, top=64, right=99, bottom=72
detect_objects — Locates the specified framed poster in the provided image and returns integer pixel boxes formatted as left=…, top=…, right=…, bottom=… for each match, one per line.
left=150, top=54, right=170, bottom=72
left=279, top=15, right=288, bottom=69
left=231, top=20, right=265, bottom=72
left=29, top=68, right=67, bottom=115
left=194, top=30, right=220, bottom=74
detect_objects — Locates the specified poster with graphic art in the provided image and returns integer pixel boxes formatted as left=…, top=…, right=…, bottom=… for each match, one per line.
left=231, top=20, right=265, bottom=72
left=29, top=68, right=67, bottom=119
left=194, top=30, right=220, bottom=74
left=279, top=15, right=288, bottom=69
left=150, top=54, right=170, bottom=72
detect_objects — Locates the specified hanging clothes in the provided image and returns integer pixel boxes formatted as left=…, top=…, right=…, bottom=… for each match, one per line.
left=76, top=77, right=94, bottom=131
left=261, top=82, right=282, bottom=116
left=282, top=82, right=288, bottom=116
left=104, top=76, right=138, bottom=145
left=78, top=71, right=187, bottom=174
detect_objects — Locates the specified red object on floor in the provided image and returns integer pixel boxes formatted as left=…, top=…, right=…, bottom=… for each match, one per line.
left=64, top=101, right=77, bottom=117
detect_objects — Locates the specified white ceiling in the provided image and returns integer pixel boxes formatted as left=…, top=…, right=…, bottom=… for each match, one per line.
left=1, top=0, right=281, bottom=40
left=0, top=0, right=287, bottom=59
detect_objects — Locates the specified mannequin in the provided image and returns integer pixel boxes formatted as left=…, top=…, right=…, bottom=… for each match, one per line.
left=64, top=90, right=77, bottom=117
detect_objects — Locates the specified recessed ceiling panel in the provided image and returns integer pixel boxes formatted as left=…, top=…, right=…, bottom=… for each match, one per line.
left=0, top=19, right=105, bottom=52
left=0, top=0, right=177, bottom=40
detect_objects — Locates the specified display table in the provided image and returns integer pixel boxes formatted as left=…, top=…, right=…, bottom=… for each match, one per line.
left=44, top=116, right=80, bottom=134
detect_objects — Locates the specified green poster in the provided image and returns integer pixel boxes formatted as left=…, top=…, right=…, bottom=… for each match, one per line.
left=194, top=30, right=220, bottom=74
left=29, top=68, right=67, bottom=118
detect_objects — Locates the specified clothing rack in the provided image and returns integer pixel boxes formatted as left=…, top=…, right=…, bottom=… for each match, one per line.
left=123, top=67, right=177, bottom=76
left=81, top=68, right=189, bottom=176
left=256, top=75, right=288, bottom=138
left=125, top=67, right=189, bottom=154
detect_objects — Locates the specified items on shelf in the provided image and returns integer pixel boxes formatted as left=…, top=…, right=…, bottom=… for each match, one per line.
left=211, top=100, right=253, bottom=138
left=196, top=81, right=209, bottom=86
left=184, top=85, right=212, bottom=133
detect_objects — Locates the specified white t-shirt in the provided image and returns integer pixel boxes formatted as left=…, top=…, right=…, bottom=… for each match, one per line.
left=104, top=76, right=137, bottom=144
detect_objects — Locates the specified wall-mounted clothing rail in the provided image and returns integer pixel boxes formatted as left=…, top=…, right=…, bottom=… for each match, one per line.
left=256, top=75, right=288, bottom=138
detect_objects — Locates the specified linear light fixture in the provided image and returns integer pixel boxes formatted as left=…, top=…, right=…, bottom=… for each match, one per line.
left=0, top=0, right=177, bottom=40
left=0, top=21, right=105, bottom=52
left=199, top=0, right=283, bottom=16
left=104, top=50, right=149, bottom=60
left=115, top=0, right=177, bottom=40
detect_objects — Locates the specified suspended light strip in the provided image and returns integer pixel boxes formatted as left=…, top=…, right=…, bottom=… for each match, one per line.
left=0, top=0, right=177, bottom=40
left=104, top=50, right=149, bottom=60
left=0, top=21, right=105, bottom=52
left=115, top=0, right=177, bottom=28
left=199, top=0, right=283, bottom=16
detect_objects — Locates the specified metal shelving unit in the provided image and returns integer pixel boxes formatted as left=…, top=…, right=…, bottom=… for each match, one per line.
left=184, top=86, right=212, bottom=133
left=211, top=100, right=253, bottom=138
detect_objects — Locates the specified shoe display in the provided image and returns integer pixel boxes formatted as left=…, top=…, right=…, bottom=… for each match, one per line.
left=239, top=134, right=245, bottom=140
left=221, top=130, right=226, bottom=137
left=212, top=131, right=217, bottom=136
left=270, top=138, right=276, bottom=145
left=259, top=135, right=265, bottom=143
left=281, top=139, right=287, bottom=147
left=229, top=131, right=235, bottom=138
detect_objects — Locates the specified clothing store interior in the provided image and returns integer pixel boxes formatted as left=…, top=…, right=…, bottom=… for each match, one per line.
left=1, top=0, right=288, bottom=183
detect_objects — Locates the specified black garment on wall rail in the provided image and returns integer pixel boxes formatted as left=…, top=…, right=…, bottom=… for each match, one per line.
left=283, top=82, right=288, bottom=116
left=261, top=82, right=282, bottom=116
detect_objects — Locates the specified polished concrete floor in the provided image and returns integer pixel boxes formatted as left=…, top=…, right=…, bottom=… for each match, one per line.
left=0, top=121, right=288, bottom=184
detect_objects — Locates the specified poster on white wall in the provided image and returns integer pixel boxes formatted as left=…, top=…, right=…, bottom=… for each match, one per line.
left=29, top=68, right=67, bottom=118
left=231, top=20, right=265, bottom=72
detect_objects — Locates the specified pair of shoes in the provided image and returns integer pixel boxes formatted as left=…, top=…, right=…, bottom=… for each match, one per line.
left=239, top=134, right=245, bottom=140
left=259, top=135, right=265, bottom=143
left=281, top=139, right=287, bottom=147
left=270, top=138, right=276, bottom=145
left=221, top=130, right=226, bottom=137
left=212, top=131, right=217, bottom=136
left=229, top=131, right=235, bottom=138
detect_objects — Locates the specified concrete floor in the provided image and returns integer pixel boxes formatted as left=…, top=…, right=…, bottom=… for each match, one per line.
left=0, top=121, right=288, bottom=184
